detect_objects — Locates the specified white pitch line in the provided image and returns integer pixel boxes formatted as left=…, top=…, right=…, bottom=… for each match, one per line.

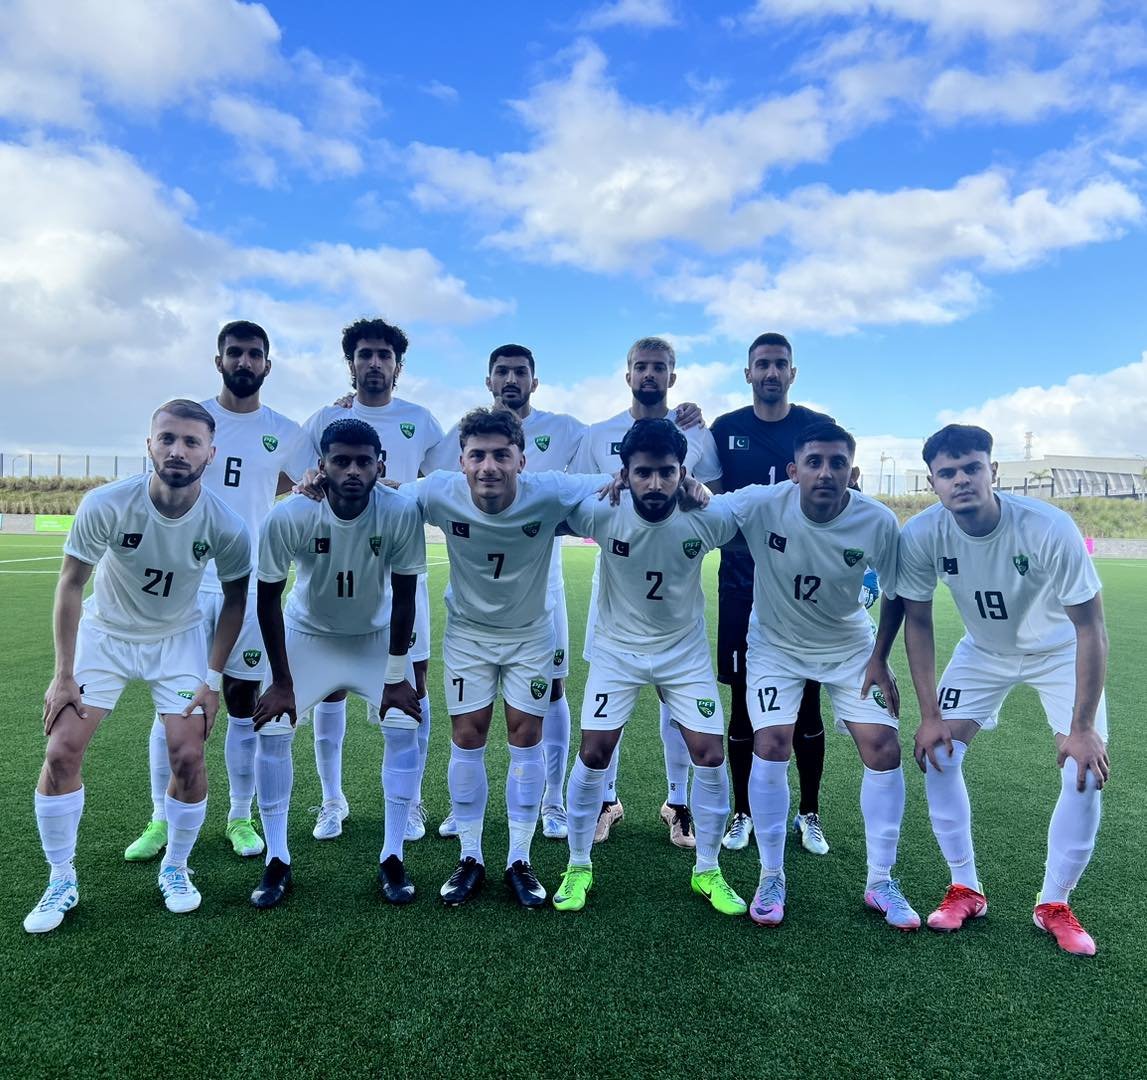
left=0, top=569, right=59, bottom=574
left=0, top=555, right=63, bottom=565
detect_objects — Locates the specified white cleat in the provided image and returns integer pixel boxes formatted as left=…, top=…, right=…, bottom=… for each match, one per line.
left=722, top=812, right=754, bottom=851
left=24, top=877, right=79, bottom=934
left=792, top=812, right=830, bottom=855
left=158, top=865, right=201, bottom=914
left=438, top=813, right=459, bottom=839
left=312, top=799, right=349, bottom=840
left=541, top=805, right=569, bottom=840
left=405, top=801, right=428, bottom=842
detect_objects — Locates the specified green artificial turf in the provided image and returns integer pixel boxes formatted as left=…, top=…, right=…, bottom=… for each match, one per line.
left=0, top=535, right=1142, bottom=1079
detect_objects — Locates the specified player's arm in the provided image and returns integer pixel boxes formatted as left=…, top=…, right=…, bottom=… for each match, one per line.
left=861, top=596, right=904, bottom=719
left=276, top=472, right=296, bottom=496
left=901, top=596, right=952, bottom=772
left=380, top=572, right=421, bottom=723
left=253, top=577, right=295, bottom=731
left=43, top=555, right=94, bottom=734
left=1058, top=595, right=1110, bottom=790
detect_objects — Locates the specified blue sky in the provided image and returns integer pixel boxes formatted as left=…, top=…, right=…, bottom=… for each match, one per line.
left=2, top=0, right=1146, bottom=484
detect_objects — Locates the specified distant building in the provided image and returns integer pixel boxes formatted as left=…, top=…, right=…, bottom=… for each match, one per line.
left=904, top=454, right=1147, bottom=500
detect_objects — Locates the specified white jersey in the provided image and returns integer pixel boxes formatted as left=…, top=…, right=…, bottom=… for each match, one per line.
left=567, top=493, right=738, bottom=652
left=258, top=486, right=425, bottom=637
left=299, top=397, right=445, bottom=484
left=65, top=474, right=251, bottom=643
left=721, top=483, right=900, bottom=660
left=897, top=493, right=1100, bottom=656
left=198, top=398, right=306, bottom=594
left=571, top=406, right=722, bottom=484
left=415, top=469, right=609, bottom=641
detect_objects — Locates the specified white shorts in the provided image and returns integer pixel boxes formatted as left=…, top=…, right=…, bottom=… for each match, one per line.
left=550, top=582, right=570, bottom=679
left=74, top=620, right=207, bottom=715
left=199, top=589, right=266, bottom=680
left=937, top=637, right=1109, bottom=739
left=581, top=623, right=724, bottom=736
left=409, top=573, right=431, bottom=664
left=442, top=626, right=555, bottom=717
left=745, top=637, right=894, bottom=733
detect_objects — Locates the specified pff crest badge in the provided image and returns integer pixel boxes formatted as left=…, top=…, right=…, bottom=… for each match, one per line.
left=400, top=422, right=416, bottom=439
left=262, top=435, right=279, bottom=453
left=243, top=649, right=262, bottom=668
left=843, top=548, right=864, bottom=567
left=522, top=521, right=542, bottom=537
left=192, top=540, right=210, bottom=561
left=872, top=688, right=888, bottom=710
left=530, top=677, right=548, bottom=700
left=696, top=698, right=716, bottom=718
left=553, top=648, right=565, bottom=667
left=369, top=535, right=382, bottom=556
left=682, top=538, right=702, bottom=560
left=177, top=690, right=195, bottom=701
left=1013, top=554, right=1029, bottom=576
left=534, top=435, right=551, bottom=452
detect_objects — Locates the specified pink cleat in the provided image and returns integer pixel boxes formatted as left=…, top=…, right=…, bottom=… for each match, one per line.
left=1033, top=901, right=1096, bottom=956
left=749, top=874, right=785, bottom=927
left=927, top=884, right=988, bottom=932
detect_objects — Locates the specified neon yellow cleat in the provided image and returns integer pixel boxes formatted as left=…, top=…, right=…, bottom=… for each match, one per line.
left=225, top=818, right=265, bottom=858
left=553, top=864, right=594, bottom=912
left=691, top=867, right=747, bottom=916
left=124, top=820, right=168, bottom=862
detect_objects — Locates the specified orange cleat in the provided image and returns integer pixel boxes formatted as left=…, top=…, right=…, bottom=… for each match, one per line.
left=926, top=883, right=988, bottom=931
left=1033, top=901, right=1096, bottom=956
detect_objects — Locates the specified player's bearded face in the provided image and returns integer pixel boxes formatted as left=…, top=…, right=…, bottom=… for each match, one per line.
left=148, top=417, right=214, bottom=488
left=746, top=346, right=795, bottom=404
left=625, top=453, right=683, bottom=520
left=352, top=340, right=398, bottom=396
left=627, top=353, right=673, bottom=407
left=928, top=451, right=996, bottom=514
left=790, top=441, right=852, bottom=515
left=321, top=444, right=380, bottom=502
left=217, top=336, right=269, bottom=399
left=488, top=360, right=537, bottom=411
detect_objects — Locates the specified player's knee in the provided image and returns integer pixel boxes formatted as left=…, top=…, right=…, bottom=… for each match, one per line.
left=862, top=731, right=901, bottom=772
left=43, top=741, right=83, bottom=785
left=167, top=742, right=205, bottom=785
left=754, top=729, right=791, bottom=762
left=579, top=736, right=614, bottom=771
left=689, top=737, right=725, bottom=768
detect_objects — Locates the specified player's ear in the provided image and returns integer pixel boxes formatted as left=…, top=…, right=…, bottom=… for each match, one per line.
left=990, top=460, right=999, bottom=482
left=789, top=365, right=797, bottom=385
left=214, top=354, right=224, bottom=375
left=206, top=444, right=217, bottom=465
left=926, top=471, right=935, bottom=492
left=850, top=465, right=861, bottom=486
left=786, top=461, right=798, bottom=482
left=668, top=370, right=677, bottom=388
left=530, top=376, right=539, bottom=394
left=624, top=367, right=633, bottom=390
left=744, top=367, right=751, bottom=385
left=485, top=375, right=493, bottom=394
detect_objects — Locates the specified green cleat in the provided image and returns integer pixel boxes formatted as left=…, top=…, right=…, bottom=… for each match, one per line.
left=225, top=818, right=265, bottom=858
left=553, top=865, right=594, bottom=912
left=691, top=867, right=747, bottom=916
left=124, top=820, right=168, bottom=862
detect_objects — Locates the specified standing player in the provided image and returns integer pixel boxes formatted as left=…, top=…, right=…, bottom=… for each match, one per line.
left=297, top=318, right=444, bottom=842
left=725, top=422, right=916, bottom=931
left=249, top=419, right=425, bottom=907
left=424, top=344, right=586, bottom=841
left=414, top=408, right=610, bottom=907
left=554, top=419, right=744, bottom=915
left=125, top=321, right=304, bottom=864
left=24, top=401, right=251, bottom=932
left=709, top=332, right=835, bottom=855
left=570, top=336, right=721, bottom=846
left=898, top=425, right=1109, bottom=956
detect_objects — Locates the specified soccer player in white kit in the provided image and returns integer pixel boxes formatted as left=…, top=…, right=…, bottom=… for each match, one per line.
left=423, top=344, right=587, bottom=842
left=24, top=401, right=251, bottom=932
left=297, top=318, right=445, bottom=843
left=898, top=425, right=1110, bottom=956
left=727, top=421, right=917, bottom=931
left=414, top=408, right=610, bottom=907
left=125, top=321, right=305, bottom=864
left=249, top=419, right=425, bottom=907
left=553, top=419, right=745, bottom=916
left=570, top=336, right=722, bottom=847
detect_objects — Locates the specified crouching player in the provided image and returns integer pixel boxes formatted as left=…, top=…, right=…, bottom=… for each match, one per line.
left=726, top=422, right=916, bottom=930
left=554, top=419, right=744, bottom=915
left=25, top=400, right=251, bottom=931
left=250, top=419, right=425, bottom=907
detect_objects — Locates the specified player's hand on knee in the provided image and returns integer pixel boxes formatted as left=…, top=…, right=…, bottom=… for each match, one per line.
left=184, top=684, right=220, bottom=739
left=675, top=401, right=705, bottom=429
left=292, top=467, right=327, bottom=501
left=1057, top=729, right=1110, bottom=791
left=861, top=658, right=899, bottom=719
left=914, top=715, right=953, bottom=774
left=43, top=675, right=86, bottom=735
left=381, top=680, right=422, bottom=724
left=253, top=682, right=297, bottom=732
left=678, top=476, right=711, bottom=510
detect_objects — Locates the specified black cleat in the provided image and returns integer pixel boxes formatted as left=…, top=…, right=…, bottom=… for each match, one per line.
left=378, top=855, right=415, bottom=905
left=250, top=857, right=292, bottom=909
left=439, top=856, right=486, bottom=906
left=504, top=860, right=546, bottom=908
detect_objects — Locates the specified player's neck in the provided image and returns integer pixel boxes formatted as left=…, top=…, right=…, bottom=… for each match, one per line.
left=356, top=389, right=393, bottom=408
left=799, top=489, right=849, bottom=524
left=952, top=495, right=1002, bottom=537
left=147, top=474, right=201, bottom=519
left=629, top=398, right=669, bottom=420
left=753, top=397, right=791, bottom=422
left=326, top=490, right=370, bottom=521
left=215, top=389, right=261, bottom=415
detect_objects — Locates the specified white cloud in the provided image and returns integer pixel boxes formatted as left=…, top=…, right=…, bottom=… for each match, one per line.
left=926, top=65, right=1078, bottom=124
left=581, top=0, right=678, bottom=30
left=422, top=80, right=460, bottom=104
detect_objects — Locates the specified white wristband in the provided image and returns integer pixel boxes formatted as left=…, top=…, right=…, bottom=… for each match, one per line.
left=384, top=653, right=407, bottom=684
left=205, top=669, right=223, bottom=692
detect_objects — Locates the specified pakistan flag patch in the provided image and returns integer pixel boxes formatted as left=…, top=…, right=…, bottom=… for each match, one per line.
left=243, top=649, right=262, bottom=668
left=843, top=548, right=864, bottom=567
left=682, top=538, right=702, bottom=560
left=369, top=535, right=382, bottom=556
left=872, top=688, right=887, bottom=710
left=522, top=521, right=541, bottom=537
left=192, top=540, right=210, bottom=561
left=262, top=435, right=279, bottom=452
left=1013, top=554, right=1029, bottom=576
left=534, top=435, right=550, bottom=452
left=400, top=422, right=416, bottom=439
left=530, top=678, right=548, bottom=700
left=696, top=698, right=716, bottom=718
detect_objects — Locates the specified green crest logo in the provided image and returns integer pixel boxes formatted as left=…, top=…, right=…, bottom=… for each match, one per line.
left=534, top=435, right=551, bottom=452
left=843, top=548, right=864, bottom=567
left=369, top=535, right=382, bottom=556
left=1013, top=554, right=1029, bottom=576
left=697, top=698, right=716, bottom=718
left=192, top=540, right=210, bottom=561
left=262, top=435, right=279, bottom=452
left=873, top=688, right=887, bottom=710
left=243, top=649, right=262, bottom=668
left=408, top=632, right=417, bottom=648
left=400, top=422, right=416, bottom=439
left=177, top=690, right=195, bottom=701
left=553, top=648, right=565, bottom=667
left=682, top=538, right=702, bottom=560
left=522, top=520, right=541, bottom=537
left=530, top=677, right=548, bottom=700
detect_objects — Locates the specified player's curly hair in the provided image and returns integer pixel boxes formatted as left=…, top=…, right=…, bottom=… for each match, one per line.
left=618, top=418, right=687, bottom=466
left=342, top=318, right=410, bottom=388
left=922, top=424, right=993, bottom=467
left=794, top=421, right=856, bottom=458
left=457, top=407, right=525, bottom=451
left=320, top=418, right=382, bottom=457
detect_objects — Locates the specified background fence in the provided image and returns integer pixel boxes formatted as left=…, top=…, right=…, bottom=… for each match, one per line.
left=1, top=453, right=149, bottom=479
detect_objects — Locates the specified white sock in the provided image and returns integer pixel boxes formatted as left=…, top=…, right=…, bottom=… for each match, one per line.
left=924, top=740, right=980, bottom=890
left=35, top=787, right=84, bottom=872
left=381, top=726, right=419, bottom=863
left=542, top=695, right=571, bottom=808
left=224, top=715, right=257, bottom=821
left=256, top=729, right=295, bottom=865
left=448, top=743, right=488, bottom=864
left=506, top=742, right=544, bottom=867
left=661, top=702, right=691, bottom=805
left=603, top=730, right=623, bottom=802
left=860, top=764, right=905, bottom=889
left=690, top=763, right=730, bottom=874
left=163, top=794, right=207, bottom=870
left=566, top=757, right=606, bottom=866
left=1041, top=763, right=1102, bottom=903
left=148, top=716, right=170, bottom=821
left=749, top=755, right=789, bottom=878
left=414, top=694, right=431, bottom=805
left=313, top=699, right=347, bottom=805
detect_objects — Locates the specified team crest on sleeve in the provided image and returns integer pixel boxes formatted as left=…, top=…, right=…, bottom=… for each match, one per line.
left=530, top=677, right=548, bottom=700
left=409, top=632, right=417, bottom=648
left=310, top=537, right=331, bottom=554
left=522, top=521, right=542, bottom=537
left=696, top=698, right=716, bottom=718
left=262, top=435, right=279, bottom=453
left=120, top=532, right=142, bottom=549
left=843, top=548, right=864, bottom=567
left=942, top=557, right=959, bottom=575
left=553, top=649, right=565, bottom=666
left=369, top=535, right=382, bottom=556
left=768, top=532, right=787, bottom=553
left=872, top=688, right=888, bottom=710
left=609, top=538, right=629, bottom=557
left=400, top=423, right=416, bottom=439
left=243, top=649, right=262, bottom=668
left=1013, top=554, right=1029, bottom=576
left=682, top=538, right=702, bottom=559
left=534, top=435, right=551, bottom=452
left=729, top=436, right=749, bottom=450
left=192, top=540, right=210, bottom=561
left=451, top=522, right=470, bottom=538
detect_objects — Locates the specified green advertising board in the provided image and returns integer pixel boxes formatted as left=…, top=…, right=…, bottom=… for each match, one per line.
left=34, top=515, right=75, bottom=533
